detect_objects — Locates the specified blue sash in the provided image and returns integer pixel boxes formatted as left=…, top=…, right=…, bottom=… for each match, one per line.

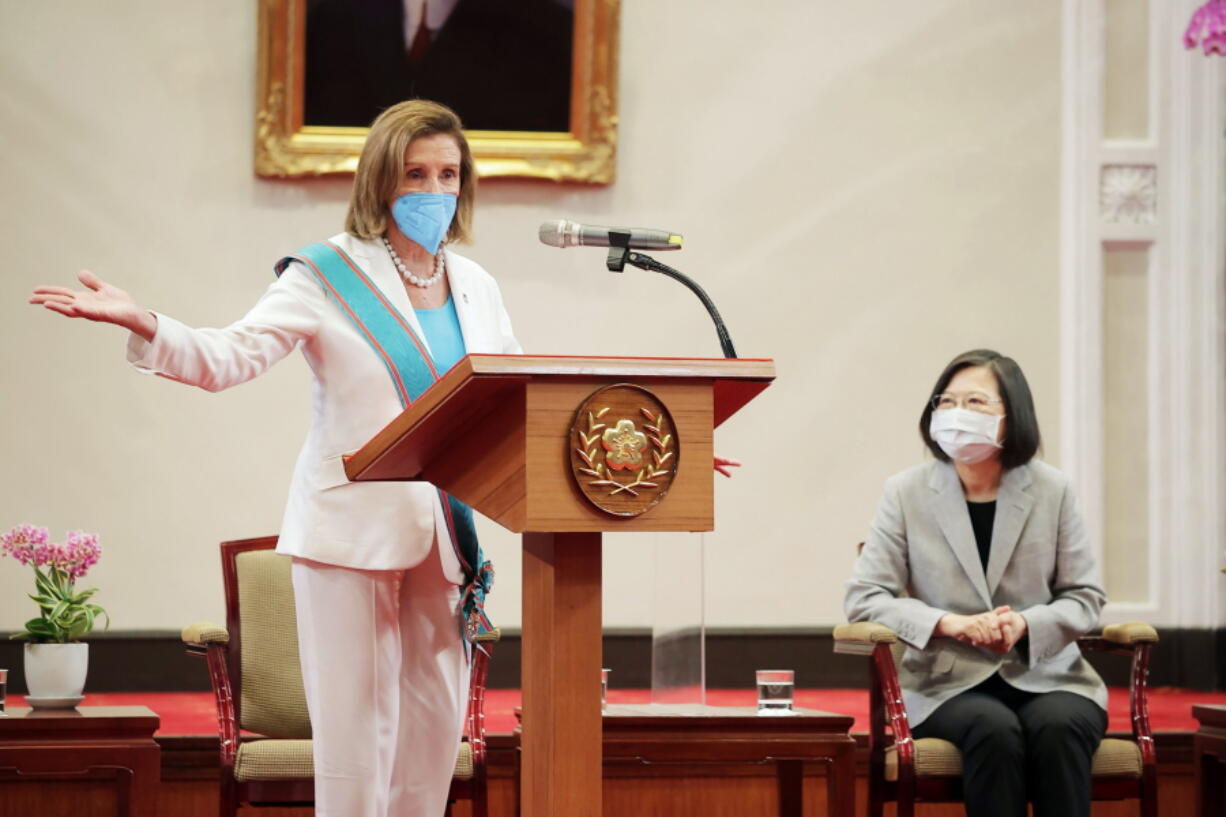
left=277, top=241, right=493, bottom=643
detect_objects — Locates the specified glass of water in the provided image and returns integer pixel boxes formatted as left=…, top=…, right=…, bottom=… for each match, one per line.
left=756, top=669, right=794, bottom=715
left=601, top=668, right=610, bottom=712
left=0, top=668, right=7, bottom=715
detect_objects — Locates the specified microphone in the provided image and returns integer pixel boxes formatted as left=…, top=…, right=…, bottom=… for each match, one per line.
left=538, top=218, right=737, bottom=358
left=538, top=219, right=683, bottom=251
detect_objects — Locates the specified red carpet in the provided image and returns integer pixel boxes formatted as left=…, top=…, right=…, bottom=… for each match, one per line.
left=12, top=688, right=1226, bottom=736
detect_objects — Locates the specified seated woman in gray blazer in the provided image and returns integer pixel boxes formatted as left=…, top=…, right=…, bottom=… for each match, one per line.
left=845, top=348, right=1108, bottom=817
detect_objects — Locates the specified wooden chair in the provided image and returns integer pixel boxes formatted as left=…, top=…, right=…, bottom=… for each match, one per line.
left=182, top=535, right=497, bottom=817
left=833, top=620, right=1159, bottom=817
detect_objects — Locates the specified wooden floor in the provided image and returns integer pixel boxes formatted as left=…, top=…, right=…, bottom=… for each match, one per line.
left=0, top=733, right=1198, bottom=817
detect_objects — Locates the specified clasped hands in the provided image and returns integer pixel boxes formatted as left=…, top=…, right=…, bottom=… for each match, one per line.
left=935, top=605, right=1027, bottom=654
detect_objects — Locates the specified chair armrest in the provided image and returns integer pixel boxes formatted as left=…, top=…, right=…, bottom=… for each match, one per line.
left=833, top=622, right=898, bottom=655
left=833, top=621, right=914, bottom=772
left=1080, top=623, right=1158, bottom=764
left=1102, top=621, right=1158, bottom=645
left=181, top=621, right=229, bottom=646
left=473, top=626, right=501, bottom=645
left=179, top=621, right=240, bottom=770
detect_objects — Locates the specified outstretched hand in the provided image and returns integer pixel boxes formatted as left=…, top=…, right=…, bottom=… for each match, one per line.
left=30, top=270, right=157, bottom=340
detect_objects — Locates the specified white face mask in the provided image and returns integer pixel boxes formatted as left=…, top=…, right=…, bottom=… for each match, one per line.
left=929, top=408, right=1004, bottom=464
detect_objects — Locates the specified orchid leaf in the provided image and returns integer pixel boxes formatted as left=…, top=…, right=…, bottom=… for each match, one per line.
left=69, top=608, right=91, bottom=636
left=33, top=569, right=58, bottom=599
left=24, top=618, right=54, bottom=636
left=86, top=604, right=110, bottom=631
left=48, top=568, right=70, bottom=593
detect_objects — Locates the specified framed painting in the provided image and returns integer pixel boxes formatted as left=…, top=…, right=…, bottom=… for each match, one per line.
left=254, top=0, right=620, bottom=183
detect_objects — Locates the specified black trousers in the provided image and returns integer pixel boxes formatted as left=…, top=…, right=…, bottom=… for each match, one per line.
left=912, top=674, right=1107, bottom=817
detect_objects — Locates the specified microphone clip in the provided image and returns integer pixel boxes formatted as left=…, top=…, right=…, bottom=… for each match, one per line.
left=604, top=229, right=633, bottom=272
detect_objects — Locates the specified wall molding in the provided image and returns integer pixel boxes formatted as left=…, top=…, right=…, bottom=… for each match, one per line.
left=1061, top=0, right=1108, bottom=578
left=1062, top=0, right=1226, bottom=627
left=1156, top=1, right=1226, bottom=629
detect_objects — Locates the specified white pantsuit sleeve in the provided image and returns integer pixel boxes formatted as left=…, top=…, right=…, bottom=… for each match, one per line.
left=845, top=475, right=949, bottom=650
left=1018, top=480, right=1106, bottom=666
left=125, top=263, right=325, bottom=391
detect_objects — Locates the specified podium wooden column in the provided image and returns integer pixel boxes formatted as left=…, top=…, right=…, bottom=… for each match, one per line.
left=345, top=354, right=775, bottom=817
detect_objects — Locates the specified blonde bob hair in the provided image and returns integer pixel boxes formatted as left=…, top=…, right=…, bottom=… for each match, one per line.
left=345, top=100, right=476, bottom=244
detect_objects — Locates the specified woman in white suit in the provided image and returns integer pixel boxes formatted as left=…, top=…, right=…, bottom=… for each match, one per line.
left=30, top=100, right=516, bottom=817
left=845, top=349, right=1108, bottom=817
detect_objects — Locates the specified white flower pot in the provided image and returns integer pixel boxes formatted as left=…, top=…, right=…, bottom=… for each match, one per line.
left=23, top=642, right=89, bottom=700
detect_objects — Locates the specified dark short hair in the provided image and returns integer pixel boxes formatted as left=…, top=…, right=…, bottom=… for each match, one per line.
left=918, top=349, right=1041, bottom=468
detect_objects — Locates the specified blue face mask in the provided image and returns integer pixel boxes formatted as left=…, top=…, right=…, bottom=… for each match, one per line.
left=390, top=192, right=457, bottom=255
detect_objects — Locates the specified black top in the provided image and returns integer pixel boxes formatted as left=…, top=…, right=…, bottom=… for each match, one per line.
left=966, top=500, right=997, bottom=571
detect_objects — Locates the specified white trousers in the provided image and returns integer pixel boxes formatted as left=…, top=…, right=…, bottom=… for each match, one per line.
left=291, top=538, right=469, bottom=817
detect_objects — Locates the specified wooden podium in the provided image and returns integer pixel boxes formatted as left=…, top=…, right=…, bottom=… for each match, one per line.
left=345, top=354, right=775, bottom=817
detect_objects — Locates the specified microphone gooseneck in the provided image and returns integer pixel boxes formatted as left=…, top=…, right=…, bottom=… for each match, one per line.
left=615, top=249, right=738, bottom=359
left=539, top=220, right=738, bottom=359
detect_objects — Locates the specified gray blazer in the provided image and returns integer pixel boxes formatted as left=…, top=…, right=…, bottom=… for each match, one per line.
left=844, top=459, right=1107, bottom=727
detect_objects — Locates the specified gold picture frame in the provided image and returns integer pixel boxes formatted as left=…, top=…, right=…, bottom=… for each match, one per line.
left=254, top=0, right=619, bottom=183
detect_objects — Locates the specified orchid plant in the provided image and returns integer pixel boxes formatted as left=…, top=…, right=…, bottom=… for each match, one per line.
left=2, top=524, right=109, bottom=643
left=1186, top=0, right=1226, bottom=55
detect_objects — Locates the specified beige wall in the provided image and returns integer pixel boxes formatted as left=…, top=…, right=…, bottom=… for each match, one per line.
left=0, top=0, right=1063, bottom=633
left=1103, top=246, right=1150, bottom=604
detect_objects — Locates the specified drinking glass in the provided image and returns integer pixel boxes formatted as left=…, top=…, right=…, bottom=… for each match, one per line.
left=755, top=669, right=794, bottom=715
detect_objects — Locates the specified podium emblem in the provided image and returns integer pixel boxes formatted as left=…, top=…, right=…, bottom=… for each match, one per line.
left=570, top=384, right=679, bottom=517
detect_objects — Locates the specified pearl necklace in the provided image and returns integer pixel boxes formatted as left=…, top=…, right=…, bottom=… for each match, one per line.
left=382, top=236, right=445, bottom=288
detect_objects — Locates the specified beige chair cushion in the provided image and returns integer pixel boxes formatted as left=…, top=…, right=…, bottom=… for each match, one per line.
left=1091, top=739, right=1144, bottom=776
left=181, top=621, right=229, bottom=645
left=453, top=740, right=474, bottom=780
left=1103, top=621, right=1159, bottom=645
left=234, top=739, right=475, bottom=783
left=235, top=739, right=314, bottom=782
left=832, top=622, right=899, bottom=644
left=236, top=550, right=312, bottom=739
left=885, top=737, right=1143, bottom=782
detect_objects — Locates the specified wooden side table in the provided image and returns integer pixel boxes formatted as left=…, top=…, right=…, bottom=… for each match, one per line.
left=516, top=704, right=856, bottom=817
left=602, top=705, right=855, bottom=817
left=1194, top=704, right=1226, bottom=817
left=0, top=705, right=160, bottom=817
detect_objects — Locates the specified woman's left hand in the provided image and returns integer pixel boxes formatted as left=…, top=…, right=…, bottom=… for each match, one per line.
left=989, top=605, right=1028, bottom=654
left=714, top=456, right=742, bottom=478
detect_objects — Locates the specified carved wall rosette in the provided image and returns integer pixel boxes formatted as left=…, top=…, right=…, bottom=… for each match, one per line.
left=1100, top=164, right=1157, bottom=225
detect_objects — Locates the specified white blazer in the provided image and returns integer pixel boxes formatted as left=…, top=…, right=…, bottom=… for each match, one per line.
left=127, top=232, right=522, bottom=574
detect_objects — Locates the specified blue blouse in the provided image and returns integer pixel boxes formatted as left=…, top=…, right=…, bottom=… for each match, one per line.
left=414, top=296, right=467, bottom=374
